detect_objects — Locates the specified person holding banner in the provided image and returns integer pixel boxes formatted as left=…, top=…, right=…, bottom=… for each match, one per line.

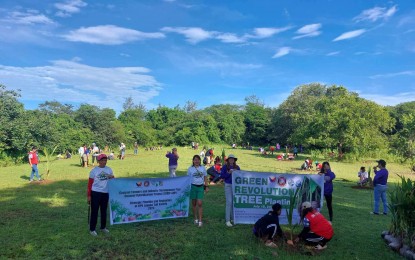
left=318, top=162, right=335, bottom=222
left=295, top=202, right=333, bottom=250
left=188, top=155, right=209, bottom=227
left=253, top=203, right=288, bottom=248
left=220, top=154, right=240, bottom=227
left=166, top=148, right=179, bottom=177
left=87, top=154, right=115, bottom=236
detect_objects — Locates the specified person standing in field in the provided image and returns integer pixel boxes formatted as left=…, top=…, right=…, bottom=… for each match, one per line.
left=318, top=162, right=335, bottom=221
left=119, top=143, right=126, bottom=160
left=133, top=142, right=138, bottom=155
left=188, top=155, right=209, bottom=227
left=220, top=154, right=240, bottom=227
left=28, top=146, right=41, bottom=182
left=166, top=148, right=179, bottom=177
left=372, top=159, right=389, bottom=215
left=87, top=154, right=114, bottom=236
left=91, top=143, right=99, bottom=166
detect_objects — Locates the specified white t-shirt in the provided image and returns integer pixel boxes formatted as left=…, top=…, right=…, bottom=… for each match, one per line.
left=78, top=146, right=84, bottom=155
left=89, top=166, right=114, bottom=193
left=358, top=171, right=368, bottom=179
left=187, top=165, right=207, bottom=185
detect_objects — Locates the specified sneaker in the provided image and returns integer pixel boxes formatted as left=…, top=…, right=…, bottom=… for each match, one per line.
left=100, top=228, right=110, bottom=234
left=90, top=230, right=98, bottom=236
left=226, top=221, right=233, bottom=227
left=314, top=244, right=327, bottom=250
left=265, top=241, right=278, bottom=248
left=194, top=219, right=199, bottom=225
left=371, top=212, right=379, bottom=215
left=198, top=222, right=203, bottom=227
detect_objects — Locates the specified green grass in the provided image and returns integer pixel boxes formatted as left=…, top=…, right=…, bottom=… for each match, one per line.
left=1, top=146, right=412, bottom=259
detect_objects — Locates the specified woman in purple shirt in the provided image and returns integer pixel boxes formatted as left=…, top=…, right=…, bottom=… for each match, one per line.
left=372, top=159, right=389, bottom=215
left=318, top=162, right=336, bottom=221
left=220, top=154, right=240, bottom=227
left=166, top=148, right=179, bottom=177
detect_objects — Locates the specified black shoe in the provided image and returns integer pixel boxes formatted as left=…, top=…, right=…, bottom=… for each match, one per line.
left=371, top=212, right=379, bottom=215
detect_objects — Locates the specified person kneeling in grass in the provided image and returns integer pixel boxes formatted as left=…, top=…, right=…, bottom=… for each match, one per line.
left=253, top=203, right=290, bottom=248
left=294, top=202, right=334, bottom=250
left=188, top=155, right=209, bottom=227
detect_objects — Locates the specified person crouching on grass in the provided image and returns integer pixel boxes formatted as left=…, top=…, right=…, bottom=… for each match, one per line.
left=294, top=202, right=333, bottom=250
left=253, top=203, right=291, bottom=248
left=87, top=154, right=115, bottom=236
left=188, top=155, right=209, bottom=227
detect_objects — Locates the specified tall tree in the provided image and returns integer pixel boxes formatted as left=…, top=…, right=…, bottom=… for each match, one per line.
left=243, top=95, right=271, bottom=145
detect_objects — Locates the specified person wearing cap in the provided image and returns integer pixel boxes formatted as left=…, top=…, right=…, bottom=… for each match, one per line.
left=318, top=161, right=336, bottom=221
left=253, top=203, right=289, bottom=248
left=28, top=146, right=42, bottom=182
left=87, top=154, right=114, bottom=236
left=220, top=154, right=240, bottom=227
left=372, top=159, right=389, bottom=215
left=166, top=148, right=179, bottom=177
left=295, top=202, right=334, bottom=250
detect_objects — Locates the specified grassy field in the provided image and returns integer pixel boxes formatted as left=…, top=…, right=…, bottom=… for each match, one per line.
left=1, top=146, right=412, bottom=259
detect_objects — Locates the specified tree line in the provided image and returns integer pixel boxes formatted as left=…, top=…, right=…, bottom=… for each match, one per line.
left=1, top=83, right=414, bottom=165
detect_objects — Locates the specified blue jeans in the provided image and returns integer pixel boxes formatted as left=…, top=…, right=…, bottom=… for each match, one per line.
left=134, top=149, right=138, bottom=155
left=374, top=184, right=388, bottom=214
left=30, top=164, right=41, bottom=181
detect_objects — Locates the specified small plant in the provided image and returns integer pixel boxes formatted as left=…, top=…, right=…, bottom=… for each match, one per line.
left=285, top=187, right=300, bottom=241
left=41, top=145, right=59, bottom=180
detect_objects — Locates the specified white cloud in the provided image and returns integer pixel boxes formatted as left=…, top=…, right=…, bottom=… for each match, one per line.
left=63, top=25, right=165, bottom=45
left=333, top=29, right=366, bottom=41
left=360, top=92, right=415, bottom=106
left=293, top=23, right=322, bottom=39
left=161, top=27, right=213, bottom=44
left=272, top=47, right=291, bottom=58
left=215, top=33, right=246, bottom=43
left=327, top=51, right=340, bottom=56
left=370, top=70, right=415, bottom=79
left=55, top=0, right=87, bottom=17
left=249, top=26, right=292, bottom=38
left=0, top=60, right=161, bottom=112
left=354, top=5, right=397, bottom=22
left=3, top=10, right=54, bottom=25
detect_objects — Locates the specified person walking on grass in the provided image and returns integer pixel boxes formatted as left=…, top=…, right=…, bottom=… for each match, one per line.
left=87, top=154, right=114, bottom=236
left=220, top=154, right=240, bottom=227
left=28, top=146, right=41, bottom=182
left=294, top=202, right=333, bottom=250
left=166, top=148, right=179, bottom=177
left=372, top=159, right=389, bottom=215
left=318, top=162, right=335, bottom=222
left=253, top=203, right=289, bottom=248
left=188, top=155, right=209, bottom=227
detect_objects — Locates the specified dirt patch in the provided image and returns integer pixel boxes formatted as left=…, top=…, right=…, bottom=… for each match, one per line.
left=351, top=185, right=373, bottom=190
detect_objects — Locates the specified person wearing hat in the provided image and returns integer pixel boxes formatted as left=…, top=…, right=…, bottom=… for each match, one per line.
left=220, top=154, right=240, bottom=227
left=372, top=159, right=389, bottom=215
left=294, top=202, right=334, bottom=250
left=87, top=154, right=115, bottom=236
left=253, top=203, right=289, bottom=248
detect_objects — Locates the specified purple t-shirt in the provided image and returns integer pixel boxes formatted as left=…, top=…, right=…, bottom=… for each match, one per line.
left=220, top=165, right=241, bottom=184
left=373, top=168, right=388, bottom=185
left=166, top=153, right=178, bottom=166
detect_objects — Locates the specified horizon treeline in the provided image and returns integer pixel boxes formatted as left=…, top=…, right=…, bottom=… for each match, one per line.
left=1, top=83, right=414, bottom=164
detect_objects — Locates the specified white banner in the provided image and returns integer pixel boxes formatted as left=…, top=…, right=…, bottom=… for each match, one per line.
left=232, top=171, right=324, bottom=224
left=109, top=176, right=191, bottom=225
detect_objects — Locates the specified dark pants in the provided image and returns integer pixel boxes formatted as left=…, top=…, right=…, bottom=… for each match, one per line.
left=303, top=232, right=331, bottom=246
left=90, top=191, right=109, bottom=231
left=253, top=224, right=277, bottom=240
left=325, top=194, right=333, bottom=221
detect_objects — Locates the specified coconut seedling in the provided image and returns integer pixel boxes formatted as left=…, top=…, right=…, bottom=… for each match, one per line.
left=41, top=145, right=59, bottom=180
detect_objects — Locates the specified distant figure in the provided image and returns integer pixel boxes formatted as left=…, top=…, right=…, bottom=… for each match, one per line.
left=357, top=166, right=369, bottom=186
left=108, top=152, right=115, bottom=160
left=91, top=143, right=99, bottom=166
left=28, top=146, right=41, bottom=182
left=133, top=142, right=138, bottom=155
left=166, top=148, right=179, bottom=177
left=232, top=143, right=236, bottom=149
left=293, top=146, right=298, bottom=157
left=119, top=143, right=126, bottom=160
left=276, top=143, right=280, bottom=150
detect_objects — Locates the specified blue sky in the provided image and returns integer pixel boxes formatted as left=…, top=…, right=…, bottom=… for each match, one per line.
left=0, top=0, right=414, bottom=113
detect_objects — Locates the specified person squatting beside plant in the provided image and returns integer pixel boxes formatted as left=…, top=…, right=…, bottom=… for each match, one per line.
left=187, top=155, right=209, bottom=227
left=253, top=203, right=290, bottom=248
left=372, top=159, right=389, bottom=215
left=87, top=154, right=115, bottom=236
left=220, top=154, right=240, bottom=227
left=166, top=148, right=179, bottom=177
left=295, top=202, right=334, bottom=250
left=318, top=162, right=335, bottom=221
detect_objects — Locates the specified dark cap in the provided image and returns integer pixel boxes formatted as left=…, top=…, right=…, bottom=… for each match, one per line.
left=272, top=203, right=282, bottom=212
left=376, top=159, right=386, bottom=167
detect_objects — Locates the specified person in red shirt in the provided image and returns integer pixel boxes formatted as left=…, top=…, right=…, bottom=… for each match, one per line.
left=294, top=202, right=334, bottom=250
left=29, top=146, right=41, bottom=182
left=207, top=156, right=221, bottom=184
